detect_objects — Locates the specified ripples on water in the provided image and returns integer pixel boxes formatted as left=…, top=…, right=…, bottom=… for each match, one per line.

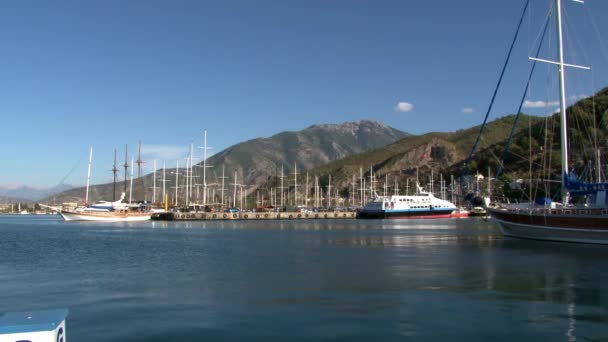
left=0, top=215, right=607, bottom=341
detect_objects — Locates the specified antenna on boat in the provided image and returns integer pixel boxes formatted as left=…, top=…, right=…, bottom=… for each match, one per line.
left=529, top=0, right=589, bottom=203
left=85, top=146, right=93, bottom=205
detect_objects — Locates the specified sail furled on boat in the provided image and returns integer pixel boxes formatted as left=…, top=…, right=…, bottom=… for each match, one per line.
left=565, top=172, right=608, bottom=195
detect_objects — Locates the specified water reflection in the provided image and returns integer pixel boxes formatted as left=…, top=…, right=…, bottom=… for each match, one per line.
left=1, top=216, right=608, bottom=341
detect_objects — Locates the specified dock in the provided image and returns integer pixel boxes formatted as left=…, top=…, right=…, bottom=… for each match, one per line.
left=151, top=211, right=357, bottom=221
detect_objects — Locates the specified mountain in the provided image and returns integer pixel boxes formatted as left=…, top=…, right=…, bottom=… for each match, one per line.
left=256, top=113, right=543, bottom=201
left=206, top=120, right=409, bottom=186
left=45, top=120, right=409, bottom=204
left=0, top=184, right=74, bottom=202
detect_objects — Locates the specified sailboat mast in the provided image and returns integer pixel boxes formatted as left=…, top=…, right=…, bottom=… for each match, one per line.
left=85, top=146, right=93, bottom=205
left=294, top=163, right=298, bottom=206
left=203, top=130, right=207, bottom=205
left=123, top=145, right=128, bottom=193
left=129, top=158, right=134, bottom=203
left=136, top=141, right=144, bottom=200
left=556, top=0, right=569, bottom=203
left=112, top=149, right=117, bottom=202
left=221, top=164, right=226, bottom=207
left=153, top=160, right=157, bottom=204
left=233, top=171, right=238, bottom=207
left=328, top=174, right=332, bottom=209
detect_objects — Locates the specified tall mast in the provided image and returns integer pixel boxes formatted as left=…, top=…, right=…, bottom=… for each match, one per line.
left=306, top=172, right=309, bottom=207
left=280, top=165, right=285, bottom=208
left=359, top=168, right=363, bottom=206
left=112, top=149, right=118, bottom=201
left=185, top=155, right=190, bottom=206
left=328, top=174, right=332, bottom=209
left=175, top=160, right=179, bottom=206
left=129, top=158, right=134, bottom=203
left=123, top=145, right=128, bottom=193
left=152, top=160, right=157, bottom=204
left=233, top=171, right=238, bottom=207
left=202, top=130, right=208, bottom=205
left=136, top=140, right=144, bottom=200
left=189, top=143, right=194, bottom=205
left=85, top=146, right=93, bottom=205
left=527, top=0, right=588, bottom=201
left=384, top=174, right=388, bottom=197
left=294, top=163, right=298, bottom=206
left=221, top=164, right=226, bottom=207
left=369, top=166, right=373, bottom=198
left=162, top=161, right=166, bottom=202
left=556, top=0, right=569, bottom=202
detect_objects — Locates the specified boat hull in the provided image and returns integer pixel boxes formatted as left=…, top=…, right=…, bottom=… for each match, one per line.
left=488, top=208, right=608, bottom=244
left=60, top=210, right=151, bottom=222
left=358, top=209, right=454, bottom=219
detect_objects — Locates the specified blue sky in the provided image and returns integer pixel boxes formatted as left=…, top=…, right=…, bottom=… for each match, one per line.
left=1, top=0, right=607, bottom=187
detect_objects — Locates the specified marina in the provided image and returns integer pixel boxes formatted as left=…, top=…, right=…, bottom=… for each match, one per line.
left=1, top=215, right=607, bottom=341
left=2, top=0, right=608, bottom=340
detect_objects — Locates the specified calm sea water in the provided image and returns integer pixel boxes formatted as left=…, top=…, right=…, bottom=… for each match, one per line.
left=0, top=215, right=607, bottom=341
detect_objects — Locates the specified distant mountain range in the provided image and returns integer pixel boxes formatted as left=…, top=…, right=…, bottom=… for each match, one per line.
left=44, top=120, right=409, bottom=204
left=0, top=184, right=74, bottom=202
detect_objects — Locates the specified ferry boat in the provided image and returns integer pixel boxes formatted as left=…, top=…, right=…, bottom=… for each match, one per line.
left=357, top=184, right=456, bottom=219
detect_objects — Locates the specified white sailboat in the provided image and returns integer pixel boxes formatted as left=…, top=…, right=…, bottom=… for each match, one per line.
left=487, top=0, right=608, bottom=244
left=60, top=147, right=151, bottom=222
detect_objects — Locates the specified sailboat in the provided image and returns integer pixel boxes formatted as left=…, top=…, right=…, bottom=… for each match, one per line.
left=60, top=147, right=151, bottom=222
left=487, top=0, right=608, bottom=244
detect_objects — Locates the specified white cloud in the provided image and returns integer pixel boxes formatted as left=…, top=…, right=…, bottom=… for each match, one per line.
left=461, top=107, right=474, bottom=114
left=569, top=94, right=587, bottom=102
left=394, top=101, right=414, bottom=113
left=142, top=144, right=190, bottom=162
left=523, top=100, right=560, bottom=108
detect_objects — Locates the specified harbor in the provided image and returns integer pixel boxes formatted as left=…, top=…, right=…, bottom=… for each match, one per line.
left=2, top=0, right=608, bottom=341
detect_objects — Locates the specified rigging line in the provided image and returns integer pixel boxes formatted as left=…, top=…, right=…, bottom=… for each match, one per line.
left=496, top=6, right=552, bottom=179
left=584, top=7, right=608, bottom=69
left=461, top=0, right=530, bottom=178
left=57, top=149, right=89, bottom=186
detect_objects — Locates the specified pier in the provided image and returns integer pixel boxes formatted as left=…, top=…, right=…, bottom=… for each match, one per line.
left=152, top=211, right=357, bottom=221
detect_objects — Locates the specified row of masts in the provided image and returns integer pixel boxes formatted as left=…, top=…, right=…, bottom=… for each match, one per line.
left=91, top=130, right=492, bottom=209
